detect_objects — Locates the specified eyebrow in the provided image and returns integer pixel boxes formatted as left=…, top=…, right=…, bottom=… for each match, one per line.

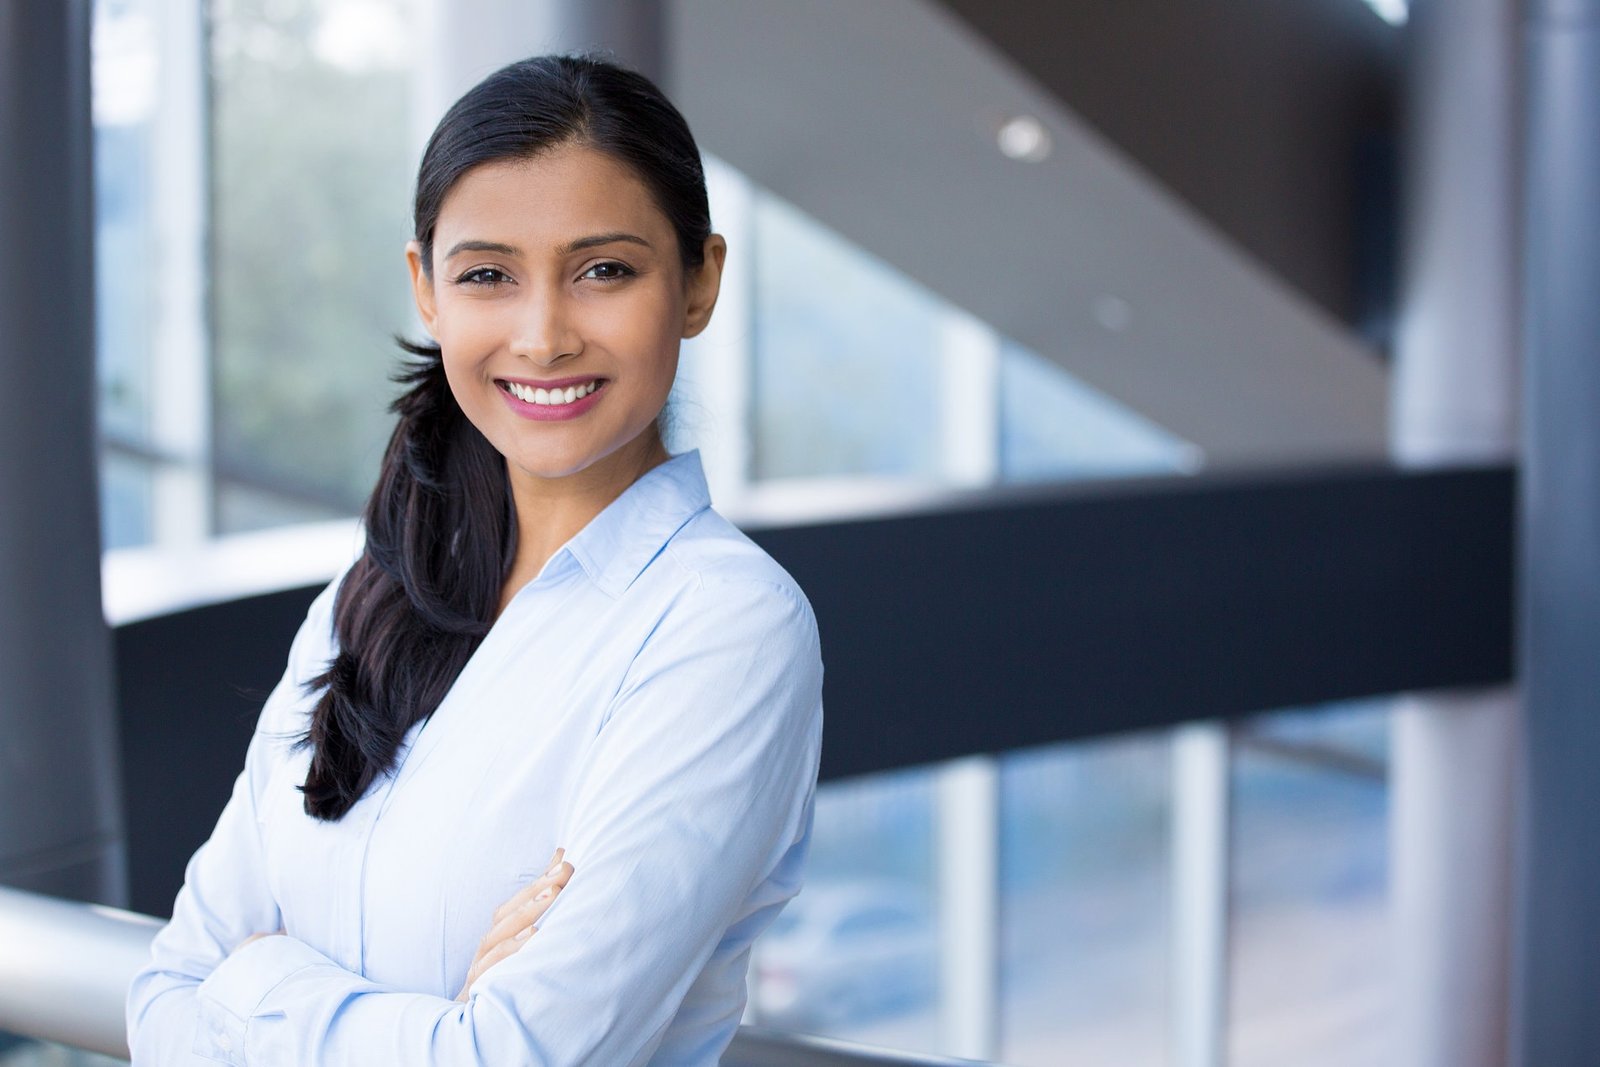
left=557, top=232, right=653, bottom=255
left=442, top=239, right=520, bottom=260
left=441, top=232, right=654, bottom=262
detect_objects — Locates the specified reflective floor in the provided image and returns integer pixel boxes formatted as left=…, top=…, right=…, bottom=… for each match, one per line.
left=0, top=1039, right=125, bottom=1067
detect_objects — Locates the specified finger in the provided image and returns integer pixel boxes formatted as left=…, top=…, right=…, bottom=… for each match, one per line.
left=461, top=923, right=538, bottom=998
left=480, top=866, right=569, bottom=949
left=484, top=862, right=571, bottom=940
left=491, top=850, right=569, bottom=924
left=488, top=857, right=572, bottom=928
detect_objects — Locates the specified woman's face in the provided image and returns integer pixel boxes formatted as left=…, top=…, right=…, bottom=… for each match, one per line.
left=407, top=143, right=723, bottom=496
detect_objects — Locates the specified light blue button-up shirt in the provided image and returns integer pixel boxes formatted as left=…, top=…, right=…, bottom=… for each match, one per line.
left=125, top=451, right=824, bottom=1065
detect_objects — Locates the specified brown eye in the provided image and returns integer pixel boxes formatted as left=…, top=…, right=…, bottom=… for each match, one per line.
left=581, top=261, right=634, bottom=281
left=457, top=267, right=511, bottom=287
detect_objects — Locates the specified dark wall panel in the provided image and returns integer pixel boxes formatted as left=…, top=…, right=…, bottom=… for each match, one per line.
left=117, top=587, right=321, bottom=916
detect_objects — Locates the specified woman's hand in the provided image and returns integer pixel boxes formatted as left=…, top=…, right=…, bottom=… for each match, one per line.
left=233, top=929, right=284, bottom=953
left=455, top=847, right=573, bottom=1002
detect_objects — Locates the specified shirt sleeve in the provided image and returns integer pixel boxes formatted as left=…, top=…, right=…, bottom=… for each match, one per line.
left=124, top=576, right=340, bottom=1065
left=150, top=574, right=824, bottom=1067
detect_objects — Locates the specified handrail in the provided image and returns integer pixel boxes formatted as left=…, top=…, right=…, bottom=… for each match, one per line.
left=725, top=1028, right=995, bottom=1066
left=0, top=885, right=161, bottom=1058
left=0, top=887, right=998, bottom=1066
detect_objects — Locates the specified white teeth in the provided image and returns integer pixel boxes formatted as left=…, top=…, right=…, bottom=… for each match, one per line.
left=506, top=380, right=600, bottom=405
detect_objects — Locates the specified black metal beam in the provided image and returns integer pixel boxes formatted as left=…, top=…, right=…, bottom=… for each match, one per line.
left=751, top=464, right=1514, bottom=781
left=116, top=464, right=1513, bottom=915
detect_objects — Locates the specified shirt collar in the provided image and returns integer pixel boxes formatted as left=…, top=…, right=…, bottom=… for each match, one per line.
left=559, top=450, right=712, bottom=599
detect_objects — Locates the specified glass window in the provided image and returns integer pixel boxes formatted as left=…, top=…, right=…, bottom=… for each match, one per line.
left=751, top=196, right=944, bottom=482
left=1227, top=701, right=1391, bottom=1066
left=100, top=451, right=156, bottom=551
left=999, top=339, right=1198, bottom=483
left=93, top=0, right=162, bottom=551
left=999, top=732, right=1172, bottom=1066
left=210, top=0, right=416, bottom=532
left=749, top=766, right=940, bottom=1050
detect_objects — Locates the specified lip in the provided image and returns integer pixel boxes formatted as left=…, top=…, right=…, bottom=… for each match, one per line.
left=495, top=376, right=607, bottom=422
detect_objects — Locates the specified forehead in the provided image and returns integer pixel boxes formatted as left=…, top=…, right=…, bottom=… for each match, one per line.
left=433, top=145, right=672, bottom=250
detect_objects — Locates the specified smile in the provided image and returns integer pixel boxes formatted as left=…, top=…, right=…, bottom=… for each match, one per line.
left=498, top=378, right=602, bottom=406
left=494, top=376, right=608, bottom=422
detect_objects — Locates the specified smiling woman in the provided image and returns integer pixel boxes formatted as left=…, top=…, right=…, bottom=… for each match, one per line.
left=125, top=54, right=821, bottom=1067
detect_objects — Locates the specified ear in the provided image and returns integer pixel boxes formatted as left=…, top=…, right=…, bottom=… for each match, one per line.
left=681, top=234, right=727, bottom=340
left=406, top=239, right=439, bottom=337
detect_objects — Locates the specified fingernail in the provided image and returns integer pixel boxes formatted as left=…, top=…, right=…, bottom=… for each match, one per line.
left=544, top=856, right=565, bottom=878
left=535, top=886, right=554, bottom=902
left=515, top=925, right=534, bottom=941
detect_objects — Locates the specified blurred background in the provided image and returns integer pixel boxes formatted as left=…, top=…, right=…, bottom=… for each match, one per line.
left=3, top=1, right=1596, bottom=1066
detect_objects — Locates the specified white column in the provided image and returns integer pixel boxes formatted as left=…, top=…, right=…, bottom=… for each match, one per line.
left=1390, top=2, right=1520, bottom=1066
left=1170, top=722, right=1230, bottom=1067
left=932, top=312, right=1002, bottom=1056
left=936, top=755, right=1000, bottom=1059
left=147, top=0, right=211, bottom=545
left=937, top=311, right=1000, bottom=489
left=678, top=154, right=755, bottom=503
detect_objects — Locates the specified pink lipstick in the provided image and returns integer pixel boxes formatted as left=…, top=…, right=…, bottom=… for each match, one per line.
left=495, top=376, right=607, bottom=421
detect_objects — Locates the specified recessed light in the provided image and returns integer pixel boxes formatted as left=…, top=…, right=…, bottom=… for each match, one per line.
left=1093, top=295, right=1132, bottom=333
left=1362, top=0, right=1407, bottom=26
left=997, top=115, right=1052, bottom=162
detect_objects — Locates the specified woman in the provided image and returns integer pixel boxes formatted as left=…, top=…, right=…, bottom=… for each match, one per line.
left=126, top=54, right=824, bottom=1066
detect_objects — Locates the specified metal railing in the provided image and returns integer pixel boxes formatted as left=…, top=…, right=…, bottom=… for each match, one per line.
left=0, top=885, right=162, bottom=1059
left=0, top=885, right=996, bottom=1066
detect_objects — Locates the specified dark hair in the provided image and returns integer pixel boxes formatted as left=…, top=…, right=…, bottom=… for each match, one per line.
left=296, top=54, right=713, bottom=821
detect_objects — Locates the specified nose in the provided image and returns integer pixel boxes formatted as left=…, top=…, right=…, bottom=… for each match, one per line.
left=508, top=287, right=582, bottom=366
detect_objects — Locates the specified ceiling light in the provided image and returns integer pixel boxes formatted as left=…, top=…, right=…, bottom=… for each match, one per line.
left=1093, top=295, right=1132, bottom=333
left=1362, top=0, right=1408, bottom=26
left=997, top=115, right=1052, bottom=162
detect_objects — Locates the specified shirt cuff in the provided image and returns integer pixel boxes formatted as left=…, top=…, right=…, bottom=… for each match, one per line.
left=191, top=935, right=329, bottom=1064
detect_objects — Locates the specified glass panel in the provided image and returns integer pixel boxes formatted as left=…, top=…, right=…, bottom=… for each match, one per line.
left=999, top=339, right=1198, bottom=484
left=1227, top=701, right=1391, bottom=1066
left=210, top=0, right=416, bottom=531
left=750, top=766, right=939, bottom=1051
left=92, top=0, right=157, bottom=446
left=215, top=478, right=349, bottom=534
left=100, top=450, right=155, bottom=551
left=751, top=196, right=943, bottom=482
left=999, top=732, right=1171, bottom=1067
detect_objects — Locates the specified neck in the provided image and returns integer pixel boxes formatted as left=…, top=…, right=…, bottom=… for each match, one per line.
left=497, top=431, right=670, bottom=615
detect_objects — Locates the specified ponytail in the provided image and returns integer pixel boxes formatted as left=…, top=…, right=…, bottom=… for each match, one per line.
left=296, top=343, right=514, bottom=821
